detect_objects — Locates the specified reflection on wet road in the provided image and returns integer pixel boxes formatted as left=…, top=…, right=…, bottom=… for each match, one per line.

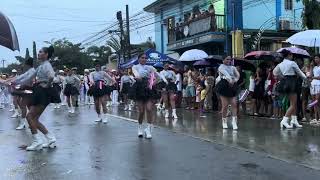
left=110, top=106, right=320, bottom=170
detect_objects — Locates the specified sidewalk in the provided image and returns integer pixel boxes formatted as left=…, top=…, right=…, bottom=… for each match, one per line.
left=0, top=106, right=319, bottom=179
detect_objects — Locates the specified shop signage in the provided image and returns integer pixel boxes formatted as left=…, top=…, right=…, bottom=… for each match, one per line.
left=168, top=33, right=225, bottom=50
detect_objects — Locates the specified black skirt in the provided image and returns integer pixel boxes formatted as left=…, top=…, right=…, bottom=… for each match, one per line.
left=157, top=81, right=177, bottom=93
left=63, top=84, right=79, bottom=96
left=277, top=76, right=299, bottom=94
left=121, top=82, right=131, bottom=94
left=52, top=83, right=62, bottom=93
left=216, top=79, right=238, bottom=97
left=87, top=81, right=111, bottom=98
left=31, top=84, right=61, bottom=106
left=129, top=79, right=160, bottom=102
left=11, top=86, right=33, bottom=97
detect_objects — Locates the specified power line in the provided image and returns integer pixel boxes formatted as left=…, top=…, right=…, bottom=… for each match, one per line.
left=10, top=14, right=109, bottom=23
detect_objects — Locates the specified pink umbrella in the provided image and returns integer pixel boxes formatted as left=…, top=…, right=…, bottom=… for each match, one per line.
left=0, top=11, right=19, bottom=51
left=244, top=51, right=280, bottom=60
left=277, top=47, right=310, bottom=58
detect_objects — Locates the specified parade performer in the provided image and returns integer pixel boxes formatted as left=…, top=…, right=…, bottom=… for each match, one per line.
left=11, top=58, right=35, bottom=130
left=88, top=62, right=115, bottom=123
left=131, top=53, right=167, bottom=138
left=273, top=49, right=306, bottom=129
left=83, top=69, right=93, bottom=105
left=63, top=68, right=80, bottom=114
left=159, top=63, right=178, bottom=119
left=216, top=56, right=240, bottom=130
left=9, top=69, right=21, bottom=118
left=18, top=46, right=61, bottom=151
left=52, top=70, right=64, bottom=109
left=120, top=69, right=135, bottom=110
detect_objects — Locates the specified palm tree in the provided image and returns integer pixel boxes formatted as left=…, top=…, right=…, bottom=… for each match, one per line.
left=106, top=36, right=121, bottom=53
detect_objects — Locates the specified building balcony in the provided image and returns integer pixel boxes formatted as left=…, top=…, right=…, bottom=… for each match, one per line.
left=167, top=13, right=225, bottom=51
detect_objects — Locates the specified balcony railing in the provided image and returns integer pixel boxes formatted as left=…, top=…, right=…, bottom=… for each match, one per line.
left=168, top=13, right=225, bottom=44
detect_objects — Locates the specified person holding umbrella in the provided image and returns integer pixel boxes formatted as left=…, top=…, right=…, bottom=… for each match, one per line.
left=216, top=56, right=240, bottom=130
left=273, top=49, right=306, bottom=129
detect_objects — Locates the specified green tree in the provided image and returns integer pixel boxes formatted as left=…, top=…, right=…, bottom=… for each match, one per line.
left=297, top=0, right=320, bottom=29
left=87, top=45, right=112, bottom=64
left=50, top=38, right=93, bottom=72
left=25, top=48, right=30, bottom=59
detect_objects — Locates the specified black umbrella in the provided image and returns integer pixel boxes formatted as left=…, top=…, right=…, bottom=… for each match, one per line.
left=0, top=11, right=19, bottom=51
left=233, top=58, right=256, bottom=72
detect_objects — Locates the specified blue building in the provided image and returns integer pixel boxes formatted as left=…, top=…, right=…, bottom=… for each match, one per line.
left=144, top=0, right=304, bottom=56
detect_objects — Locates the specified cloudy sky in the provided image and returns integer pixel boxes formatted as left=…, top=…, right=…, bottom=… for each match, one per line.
left=0, top=0, right=154, bottom=66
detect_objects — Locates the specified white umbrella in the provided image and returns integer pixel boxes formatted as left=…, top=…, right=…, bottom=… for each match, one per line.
left=286, top=30, right=320, bottom=47
left=179, top=49, right=208, bottom=61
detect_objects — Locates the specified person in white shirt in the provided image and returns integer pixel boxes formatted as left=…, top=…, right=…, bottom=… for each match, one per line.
left=175, top=71, right=183, bottom=108
left=11, top=58, right=36, bottom=130
left=88, top=62, right=115, bottom=123
left=160, top=63, right=178, bottom=119
left=63, top=68, right=80, bottom=114
left=216, top=56, right=240, bottom=130
left=120, top=69, right=135, bottom=110
left=273, top=49, right=306, bottom=129
left=131, top=53, right=167, bottom=139
left=309, top=54, right=320, bottom=124
left=52, top=70, right=64, bottom=109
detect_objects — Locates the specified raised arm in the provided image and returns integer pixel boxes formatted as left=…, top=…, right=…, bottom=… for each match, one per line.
left=14, top=69, right=36, bottom=86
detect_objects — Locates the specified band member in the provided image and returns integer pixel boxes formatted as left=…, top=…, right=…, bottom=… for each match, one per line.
left=160, top=63, right=178, bottom=119
left=120, top=69, right=135, bottom=110
left=216, top=56, right=240, bottom=130
left=88, top=62, right=115, bottom=123
left=131, top=53, right=167, bottom=138
left=12, top=58, right=36, bottom=130
left=63, top=68, right=80, bottom=114
left=53, top=70, right=64, bottom=109
left=18, top=46, right=61, bottom=151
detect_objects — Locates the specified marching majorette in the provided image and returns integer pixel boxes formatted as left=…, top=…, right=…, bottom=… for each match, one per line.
left=19, top=46, right=61, bottom=151
left=216, top=56, right=240, bottom=130
left=131, top=53, right=167, bottom=139
left=88, top=62, right=115, bottom=123
left=63, top=68, right=80, bottom=114
left=159, top=63, right=178, bottom=119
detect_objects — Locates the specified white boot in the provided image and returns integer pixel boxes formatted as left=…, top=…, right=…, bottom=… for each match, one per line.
left=232, top=116, right=238, bottom=130
left=291, top=116, right=302, bottom=128
left=222, top=118, right=228, bottom=129
left=68, top=107, right=72, bottom=113
left=102, top=113, right=108, bottom=124
left=128, top=105, right=132, bottom=111
left=11, top=109, right=19, bottom=118
left=164, top=110, right=170, bottom=118
left=26, top=134, right=43, bottom=151
left=172, top=109, right=178, bottom=119
left=124, top=105, right=129, bottom=111
left=280, top=116, right=293, bottom=129
left=42, top=132, right=56, bottom=148
left=70, top=107, right=75, bottom=114
left=16, top=118, right=26, bottom=130
left=95, top=114, right=102, bottom=122
left=18, top=108, right=22, bottom=117
left=144, top=123, right=152, bottom=139
left=138, top=124, right=143, bottom=138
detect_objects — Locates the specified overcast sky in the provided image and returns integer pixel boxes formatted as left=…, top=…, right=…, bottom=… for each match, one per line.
left=0, top=0, right=154, bottom=66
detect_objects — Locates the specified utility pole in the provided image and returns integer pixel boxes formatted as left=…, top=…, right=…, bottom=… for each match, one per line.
left=117, top=11, right=126, bottom=64
left=126, top=5, right=131, bottom=59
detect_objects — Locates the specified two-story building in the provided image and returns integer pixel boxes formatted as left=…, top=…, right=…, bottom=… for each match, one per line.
left=144, top=0, right=304, bottom=57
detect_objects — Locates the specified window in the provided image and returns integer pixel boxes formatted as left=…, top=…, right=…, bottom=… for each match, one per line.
left=285, top=0, right=293, bottom=10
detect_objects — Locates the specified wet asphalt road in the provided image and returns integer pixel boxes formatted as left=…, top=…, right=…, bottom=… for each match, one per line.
left=0, top=104, right=320, bottom=180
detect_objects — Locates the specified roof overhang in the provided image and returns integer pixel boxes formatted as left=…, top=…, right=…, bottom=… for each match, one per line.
left=144, top=0, right=179, bottom=13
